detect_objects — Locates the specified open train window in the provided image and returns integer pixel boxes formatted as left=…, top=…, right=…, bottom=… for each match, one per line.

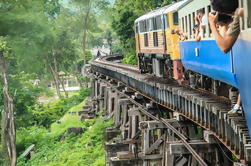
left=248, top=0, right=251, bottom=28
left=173, top=12, right=179, bottom=25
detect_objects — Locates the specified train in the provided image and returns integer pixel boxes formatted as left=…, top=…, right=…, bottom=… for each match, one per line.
left=134, top=0, right=251, bottom=136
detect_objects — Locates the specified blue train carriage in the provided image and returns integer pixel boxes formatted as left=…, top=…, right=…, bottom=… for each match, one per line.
left=178, top=0, right=251, bottom=136
left=233, top=0, right=251, bottom=138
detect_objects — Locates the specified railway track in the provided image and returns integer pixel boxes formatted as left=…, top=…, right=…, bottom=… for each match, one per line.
left=90, top=56, right=251, bottom=165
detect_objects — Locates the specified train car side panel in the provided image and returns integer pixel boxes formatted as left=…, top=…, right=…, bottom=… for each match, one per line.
left=180, top=40, right=238, bottom=87
left=233, top=29, right=251, bottom=136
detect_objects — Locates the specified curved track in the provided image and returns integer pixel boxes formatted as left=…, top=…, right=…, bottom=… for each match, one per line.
left=91, top=56, right=251, bottom=165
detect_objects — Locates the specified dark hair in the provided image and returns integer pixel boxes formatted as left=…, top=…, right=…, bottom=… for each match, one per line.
left=210, top=0, right=239, bottom=14
left=198, top=8, right=205, bottom=14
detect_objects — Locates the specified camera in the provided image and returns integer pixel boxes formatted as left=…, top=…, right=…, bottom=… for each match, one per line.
left=217, top=13, right=233, bottom=24
left=211, top=12, right=233, bottom=24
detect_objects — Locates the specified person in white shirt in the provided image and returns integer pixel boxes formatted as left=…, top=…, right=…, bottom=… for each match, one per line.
left=195, top=8, right=207, bottom=41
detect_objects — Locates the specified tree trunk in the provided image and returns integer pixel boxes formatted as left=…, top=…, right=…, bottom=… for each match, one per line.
left=58, top=76, right=68, bottom=98
left=52, top=53, right=68, bottom=98
left=82, top=0, right=91, bottom=64
left=48, top=63, right=61, bottom=98
left=0, top=52, right=17, bottom=166
left=74, top=73, right=84, bottom=88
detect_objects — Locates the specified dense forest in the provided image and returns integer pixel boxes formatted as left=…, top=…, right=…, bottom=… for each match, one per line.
left=0, top=0, right=173, bottom=165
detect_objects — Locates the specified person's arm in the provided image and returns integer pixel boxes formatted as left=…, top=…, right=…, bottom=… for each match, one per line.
left=195, top=29, right=201, bottom=42
left=209, top=13, right=238, bottom=53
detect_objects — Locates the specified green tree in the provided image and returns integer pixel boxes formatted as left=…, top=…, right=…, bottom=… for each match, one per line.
left=0, top=37, right=16, bottom=166
left=71, top=0, right=110, bottom=62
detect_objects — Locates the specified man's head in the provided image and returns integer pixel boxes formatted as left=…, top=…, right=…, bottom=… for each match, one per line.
left=210, top=0, right=239, bottom=14
left=198, top=8, right=205, bottom=17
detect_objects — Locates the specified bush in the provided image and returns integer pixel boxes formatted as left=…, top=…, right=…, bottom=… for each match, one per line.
left=16, top=126, right=52, bottom=156
left=24, top=88, right=91, bottom=128
left=17, top=117, right=113, bottom=166
left=122, top=50, right=138, bottom=65
left=16, top=87, right=110, bottom=166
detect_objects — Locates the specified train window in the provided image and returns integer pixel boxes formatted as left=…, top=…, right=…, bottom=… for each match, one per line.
left=185, top=16, right=188, bottom=34
left=135, top=23, right=139, bottom=34
left=146, top=19, right=150, bottom=32
left=152, top=17, right=157, bottom=30
left=149, top=18, right=153, bottom=31
left=163, top=14, right=169, bottom=29
left=248, top=0, right=251, bottom=28
left=156, top=15, right=162, bottom=30
left=144, top=34, right=148, bottom=47
left=139, top=20, right=149, bottom=33
left=192, top=12, right=195, bottom=38
left=189, top=14, right=192, bottom=38
left=139, top=20, right=146, bottom=33
left=173, top=12, right=179, bottom=25
left=192, top=12, right=195, bottom=26
left=182, top=17, right=184, bottom=31
left=153, top=32, right=158, bottom=47
left=207, top=6, right=212, bottom=36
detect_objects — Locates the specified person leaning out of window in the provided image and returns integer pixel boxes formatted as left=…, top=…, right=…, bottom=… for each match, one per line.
left=208, top=0, right=244, bottom=53
left=208, top=0, right=244, bottom=114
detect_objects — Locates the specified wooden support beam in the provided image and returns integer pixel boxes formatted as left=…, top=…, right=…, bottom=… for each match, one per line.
left=169, top=141, right=216, bottom=155
left=143, top=129, right=150, bottom=154
left=244, top=144, right=251, bottom=161
left=139, top=121, right=167, bottom=130
left=139, top=154, right=163, bottom=160
left=145, top=136, right=164, bottom=154
left=175, top=157, right=188, bottom=166
left=204, top=130, right=216, bottom=143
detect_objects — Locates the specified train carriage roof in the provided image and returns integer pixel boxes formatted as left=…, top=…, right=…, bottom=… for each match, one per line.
left=177, top=0, right=211, bottom=18
left=135, top=0, right=189, bottom=23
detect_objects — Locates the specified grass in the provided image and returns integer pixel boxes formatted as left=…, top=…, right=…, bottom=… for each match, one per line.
left=18, top=116, right=112, bottom=166
left=17, top=92, right=113, bottom=166
left=50, top=100, right=87, bottom=137
left=69, top=100, right=86, bottom=112
left=50, top=114, right=85, bottom=137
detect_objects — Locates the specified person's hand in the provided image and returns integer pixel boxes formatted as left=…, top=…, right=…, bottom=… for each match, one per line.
left=209, top=12, right=218, bottom=26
